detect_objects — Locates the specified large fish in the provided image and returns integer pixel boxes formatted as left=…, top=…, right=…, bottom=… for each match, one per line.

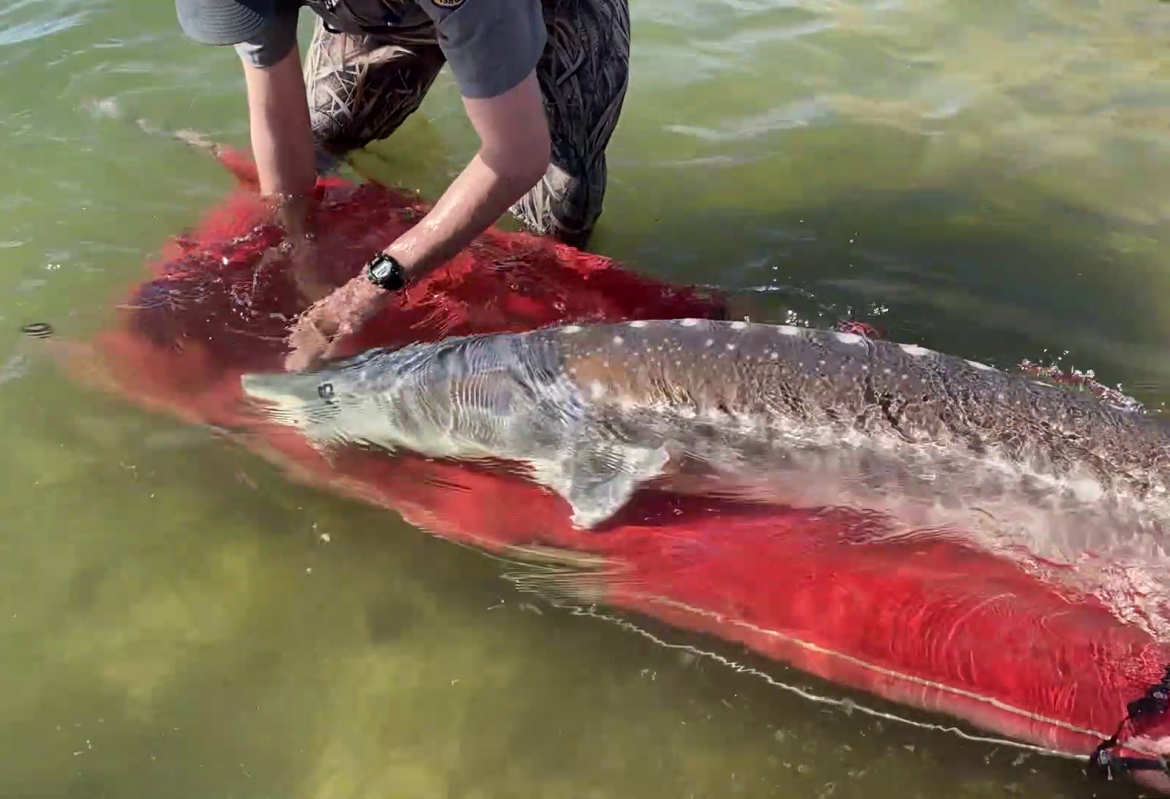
left=241, top=317, right=1170, bottom=631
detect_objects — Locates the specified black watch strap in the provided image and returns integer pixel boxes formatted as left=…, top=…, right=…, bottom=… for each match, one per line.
left=365, top=253, right=408, bottom=291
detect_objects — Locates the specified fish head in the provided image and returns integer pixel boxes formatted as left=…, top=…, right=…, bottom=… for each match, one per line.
left=239, top=351, right=400, bottom=447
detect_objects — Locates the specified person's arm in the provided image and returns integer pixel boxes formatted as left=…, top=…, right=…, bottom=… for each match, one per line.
left=282, top=0, right=551, bottom=369
left=240, top=44, right=319, bottom=239
left=380, top=69, right=550, bottom=282
left=360, top=0, right=550, bottom=285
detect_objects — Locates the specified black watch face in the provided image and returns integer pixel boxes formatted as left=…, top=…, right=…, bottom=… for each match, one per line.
left=367, top=255, right=404, bottom=289
left=370, top=259, right=394, bottom=282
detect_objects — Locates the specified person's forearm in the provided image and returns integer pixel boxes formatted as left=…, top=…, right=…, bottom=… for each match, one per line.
left=242, top=48, right=318, bottom=237
left=383, top=146, right=547, bottom=281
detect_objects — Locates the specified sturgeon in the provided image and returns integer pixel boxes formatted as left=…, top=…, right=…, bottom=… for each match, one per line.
left=241, top=319, right=1170, bottom=632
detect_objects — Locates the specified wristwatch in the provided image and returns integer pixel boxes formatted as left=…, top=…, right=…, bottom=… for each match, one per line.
left=364, top=252, right=408, bottom=292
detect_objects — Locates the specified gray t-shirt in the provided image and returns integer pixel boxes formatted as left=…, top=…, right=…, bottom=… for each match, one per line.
left=234, top=0, right=546, bottom=100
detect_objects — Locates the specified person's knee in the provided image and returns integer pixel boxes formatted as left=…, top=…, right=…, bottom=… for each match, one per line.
left=304, top=26, right=438, bottom=155
left=554, top=158, right=608, bottom=242
left=307, top=74, right=409, bottom=156
left=308, top=106, right=354, bottom=154
left=304, top=62, right=362, bottom=153
left=511, top=157, right=608, bottom=248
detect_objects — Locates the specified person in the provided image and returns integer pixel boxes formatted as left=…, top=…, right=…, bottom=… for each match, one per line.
left=173, top=0, right=630, bottom=369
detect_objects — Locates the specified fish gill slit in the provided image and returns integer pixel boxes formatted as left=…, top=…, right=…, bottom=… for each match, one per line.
left=859, top=350, right=910, bottom=440
left=880, top=392, right=908, bottom=439
left=940, top=377, right=988, bottom=455
left=935, top=362, right=987, bottom=450
left=859, top=371, right=878, bottom=427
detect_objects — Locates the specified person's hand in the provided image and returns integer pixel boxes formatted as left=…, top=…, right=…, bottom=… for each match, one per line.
left=285, top=234, right=333, bottom=305
left=267, top=192, right=332, bottom=304
left=284, top=276, right=385, bottom=371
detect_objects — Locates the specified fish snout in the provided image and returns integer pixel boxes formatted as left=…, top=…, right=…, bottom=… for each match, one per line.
left=238, top=371, right=333, bottom=429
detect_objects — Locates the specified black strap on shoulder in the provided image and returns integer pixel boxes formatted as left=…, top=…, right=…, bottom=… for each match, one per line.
left=1090, top=665, right=1170, bottom=779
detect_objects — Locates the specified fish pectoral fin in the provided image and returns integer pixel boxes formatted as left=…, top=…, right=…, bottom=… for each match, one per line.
left=553, top=443, right=671, bottom=530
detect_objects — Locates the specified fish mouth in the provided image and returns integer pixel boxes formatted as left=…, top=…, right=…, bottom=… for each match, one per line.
left=240, top=372, right=294, bottom=406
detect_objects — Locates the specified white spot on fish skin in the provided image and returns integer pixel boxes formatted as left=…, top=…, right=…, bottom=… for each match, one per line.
left=769, top=351, right=778, bottom=359
left=834, top=332, right=864, bottom=346
left=966, top=359, right=995, bottom=372
left=726, top=344, right=736, bottom=351
left=706, top=339, right=714, bottom=347
left=562, top=325, right=581, bottom=334
left=613, top=335, right=624, bottom=345
left=629, top=320, right=648, bottom=328
left=731, top=321, right=747, bottom=330
left=1070, top=477, right=1104, bottom=503
left=899, top=343, right=930, bottom=357
left=681, top=318, right=699, bottom=327
left=590, top=380, right=606, bottom=400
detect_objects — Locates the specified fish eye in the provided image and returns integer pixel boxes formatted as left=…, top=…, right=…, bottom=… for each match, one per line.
left=318, top=382, right=335, bottom=401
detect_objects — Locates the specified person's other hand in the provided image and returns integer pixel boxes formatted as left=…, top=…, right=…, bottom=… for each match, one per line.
left=285, top=234, right=333, bottom=305
left=284, top=277, right=384, bottom=371
left=267, top=191, right=331, bottom=305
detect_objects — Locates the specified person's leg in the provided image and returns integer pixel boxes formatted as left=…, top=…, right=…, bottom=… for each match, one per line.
left=511, top=0, right=631, bottom=248
left=302, top=19, right=446, bottom=163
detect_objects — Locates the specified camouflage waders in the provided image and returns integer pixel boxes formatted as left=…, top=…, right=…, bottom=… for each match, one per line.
left=302, top=0, right=631, bottom=246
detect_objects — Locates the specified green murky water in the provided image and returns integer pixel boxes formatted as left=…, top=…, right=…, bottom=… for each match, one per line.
left=2, top=0, right=1169, bottom=796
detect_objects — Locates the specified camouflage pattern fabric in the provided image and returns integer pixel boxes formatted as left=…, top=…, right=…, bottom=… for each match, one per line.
left=302, top=0, right=631, bottom=247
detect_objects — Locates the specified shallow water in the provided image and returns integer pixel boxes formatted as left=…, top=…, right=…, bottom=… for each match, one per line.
left=3, top=0, right=1170, bottom=797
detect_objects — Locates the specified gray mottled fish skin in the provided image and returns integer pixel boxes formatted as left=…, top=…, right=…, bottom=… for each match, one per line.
left=241, top=318, right=1170, bottom=633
